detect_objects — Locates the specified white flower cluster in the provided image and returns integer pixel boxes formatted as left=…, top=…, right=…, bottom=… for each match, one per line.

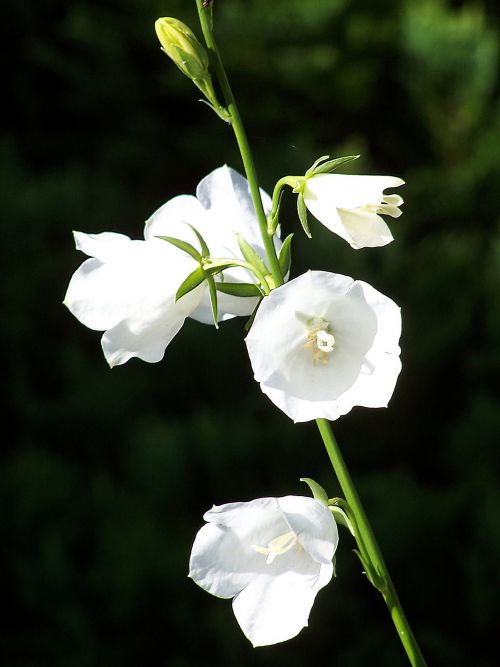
left=65, top=164, right=403, bottom=422
left=64, top=161, right=404, bottom=645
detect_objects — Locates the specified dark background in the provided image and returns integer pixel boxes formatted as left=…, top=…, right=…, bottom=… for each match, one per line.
left=3, top=0, right=500, bottom=665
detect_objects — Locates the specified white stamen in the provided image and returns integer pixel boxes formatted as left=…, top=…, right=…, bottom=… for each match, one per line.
left=303, top=317, right=335, bottom=365
left=252, top=530, right=298, bottom=564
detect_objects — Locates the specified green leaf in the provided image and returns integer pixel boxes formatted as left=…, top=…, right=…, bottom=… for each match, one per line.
left=157, top=235, right=202, bottom=262
left=278, top=233, right=293, bottom=277
left=207, top=274, right=219, bottom=329
left=175, top=266, right=206, bottom=301
left=297, top=194, right=311, bottom=238
left=215, top=281, right=262, bottom=297
left=312, top=154, right=360, bottom=175
left=300, top=478, right=329, bottom=505
left=236, top=233, right=269, bottom=276
left=186, top=224, right=210, bottom=257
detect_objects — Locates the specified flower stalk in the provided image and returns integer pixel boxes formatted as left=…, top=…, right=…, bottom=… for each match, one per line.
left=317, top=418, right=428, bottom=667
left=195, top=0, right=284, bottom=287
left=194, top=3, right=427, bottom=665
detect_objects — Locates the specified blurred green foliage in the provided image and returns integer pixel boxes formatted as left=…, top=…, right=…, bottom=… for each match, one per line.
left=2, top=0, right=499, bottom=665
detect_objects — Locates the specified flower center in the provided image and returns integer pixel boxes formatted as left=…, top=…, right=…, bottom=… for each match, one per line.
left=303, top=317, right=335, bottom=365
left=252, top=530, right=298, bottom=565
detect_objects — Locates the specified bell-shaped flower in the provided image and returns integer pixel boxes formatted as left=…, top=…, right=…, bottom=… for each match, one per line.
left=245, top=270, right=402, bottom=423
left=302, top=173, right=404, bottom=249
left=189, top=495, right=338, bottom=647
left=64, top=231, right=203, bottom=367
left=145, top=164, right=281, bottom=324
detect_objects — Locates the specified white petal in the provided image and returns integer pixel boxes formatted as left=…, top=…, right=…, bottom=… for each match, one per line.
left=304, top=173, right=404, bottom=211
left=65, top=237, right=199, bottom=332
left=189, top=522, right=260, bottom=600
left=303, top=174, right=403, bottom=248
left=190, top=499, right=291, bottom=598
left=337, top=208, right=393, bottom=249
left=278, top=496, right=338, bottom=565
left=245, top=271, right=401, bottom=422
left=191, top=292, right=260, bottom=324
left=144, top=194, right=206, bottom=241
left=246, top=271, right=373, bottom=399
left=196, top=164, right=272, bottom=225
left=100, top=288, right=201, bottom=367
left=73, top=231, right=131, bottom=261
left=232, top=564, right=333, bottom=647
left=64, top=257, right=131, bottom=331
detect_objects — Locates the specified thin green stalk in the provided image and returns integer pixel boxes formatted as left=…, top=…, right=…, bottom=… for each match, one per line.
left=317, top=418, right=428, bottom=667
left=195, top=0, right=284, bottom=287
left=194, top=4, right=426, bottom=664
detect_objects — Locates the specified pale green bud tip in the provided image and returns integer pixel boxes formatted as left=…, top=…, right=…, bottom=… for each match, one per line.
left=155, top=17, right=209, bottom=80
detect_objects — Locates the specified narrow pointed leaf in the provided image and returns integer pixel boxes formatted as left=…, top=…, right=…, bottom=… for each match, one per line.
left=207, top=275, right=219, bottom=329
left=297, top=194, right=312, bottom=238
left=157, top=235, right=202, bottom=262
left=215, top=282, right=263, bottom=297
left=312, top=154, right=360, bottom=175
left=175, top=266, right=206, bottom=301
left=236, top=233, right=269, bottom=276
left=186, top=224, right=210, bottom=257
left=300, top=477, right=329, bottom=505
left=278, top=233, right=293, bottom=277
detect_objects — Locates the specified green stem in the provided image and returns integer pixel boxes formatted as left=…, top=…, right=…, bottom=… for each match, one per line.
left=195, top=0, right=284, bottom=287
left=316, top=418, right=428, bottom=667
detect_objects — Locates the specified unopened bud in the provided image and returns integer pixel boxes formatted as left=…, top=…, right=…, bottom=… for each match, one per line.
left=155, top=17, right=209, bottom=81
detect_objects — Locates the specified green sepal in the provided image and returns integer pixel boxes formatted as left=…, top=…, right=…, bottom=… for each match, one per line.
left=305, top=155, right=330, bottom=176
left=206, top=274, right=219, bottom=329
left=202, top=258, right=245, bottom=273
left=157, top=235, right=202, bottom=262
left=311, top=154, right=360, bottom=175
left=278, top=233, right=293, bottom=277
left=236, top=233, right=269, bottom=277
left=175, top=266, right=206, bottom=301
left=186, top=224, right=210, bottom=257
left=244, top=300, right=261, bottom=333
left=329, top=505, right=355, bottom=536
left=297, top=194, right=312, bottom=238
left=352, top=549, right=383, bottom=590
left=300, top=477, right=329, bottom=506
left=172, top=46, right=208, bottom=80
left=216, top=282, right=263, bottom=297
left=267, top=187, right=285, bottom=235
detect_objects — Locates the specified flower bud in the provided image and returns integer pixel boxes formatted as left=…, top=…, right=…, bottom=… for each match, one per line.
left=155, top=17, right=209, bottom=81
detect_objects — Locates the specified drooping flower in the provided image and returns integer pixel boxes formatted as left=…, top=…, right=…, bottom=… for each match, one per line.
left=245, top=270, right=402, bottom=422
left=189, top=495, right=338, bottom=647
left=302, top=173, right=404, bottom=249
left=64, top=231, right=203, bottom=367
left=145, top=164, right=281, bottom=323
